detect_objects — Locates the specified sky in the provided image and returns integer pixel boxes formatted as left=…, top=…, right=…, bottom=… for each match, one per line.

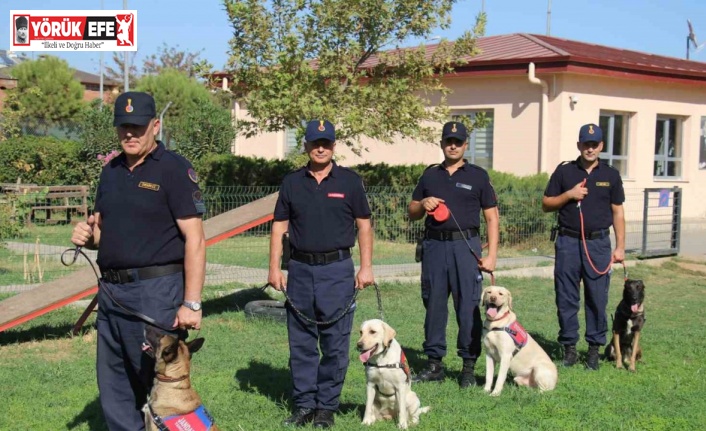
left=3, top=0, right=706, bottom=76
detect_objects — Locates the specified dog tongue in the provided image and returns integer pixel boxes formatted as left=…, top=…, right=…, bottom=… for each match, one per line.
left=486, top=307, right=498, bottom=319
left=631, top=304, right=640, bottom=313
left=359, top=349, right=373, bottom=363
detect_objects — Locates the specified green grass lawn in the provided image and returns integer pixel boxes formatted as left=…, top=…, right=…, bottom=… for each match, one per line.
left=1, top=259, right=704, bottom=430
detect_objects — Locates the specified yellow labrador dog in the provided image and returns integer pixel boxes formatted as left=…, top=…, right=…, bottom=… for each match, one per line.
left=357, top=319, right=430, bottom=429
left=142, top=326, right=220, bottom=431
left=482, top=286, right=557, bottom=396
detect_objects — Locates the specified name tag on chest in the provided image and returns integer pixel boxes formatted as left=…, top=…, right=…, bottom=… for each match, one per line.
left=456, top=182, right=473, bottom=191
left=138, top=181, right=160, bottom=191
left=328, top=192, right=345, bottom=199
left=595, top=181, right=610, bottom=187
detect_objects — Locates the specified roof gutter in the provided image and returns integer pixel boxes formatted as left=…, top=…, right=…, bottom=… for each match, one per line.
left=528, top=62, right=548, bottom=173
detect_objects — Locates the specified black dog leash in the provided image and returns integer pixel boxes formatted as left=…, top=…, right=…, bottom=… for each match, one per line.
left=61, top=246, right=179, bottom=333
left=445, top=207, right=496, bottom=285
left=260, top=281, right=385, bottom=326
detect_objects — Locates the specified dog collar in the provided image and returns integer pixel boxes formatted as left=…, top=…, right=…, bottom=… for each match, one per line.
left=148, top=403, right=215, bottom=431
left=156, top=373, right=189, bottom=383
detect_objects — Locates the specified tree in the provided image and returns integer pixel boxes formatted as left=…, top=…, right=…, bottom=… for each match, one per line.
left=8, top=56, right=85, bottom=132
left=142, top=43, right=214, bottom=79
left=223, top=0, right=486, bottom=151
left=104, top=51, right=139, bottom=89
left=171, top=101, right=236, bottom=161
left=135, top=68, right=213, bottom=123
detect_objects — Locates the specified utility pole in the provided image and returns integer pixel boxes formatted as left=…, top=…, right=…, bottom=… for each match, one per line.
left=123, top=0, right=129, bottom=92
left=99, top=0, right=104, bottom=108
left=547, top=0, right=552, bottom=36
left=482, top=0, right=485, bottom=13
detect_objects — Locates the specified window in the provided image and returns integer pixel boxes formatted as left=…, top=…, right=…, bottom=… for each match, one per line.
left=654, top=116, right=682, bottom=178
left=453, top=110, right=494, bottom=170
left=599, top=112, right=629, bottom=176
left=284, top=128, right=300, bottom=156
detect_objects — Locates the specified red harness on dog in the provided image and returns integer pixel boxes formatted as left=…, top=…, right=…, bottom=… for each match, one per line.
left=364, top=349, right=411, bottom=383
left=490, top=320, right=529, bottom=353
left=148, top=403, right=215, bottom=431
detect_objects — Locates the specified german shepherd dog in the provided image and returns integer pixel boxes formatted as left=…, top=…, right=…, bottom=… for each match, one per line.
left=142, top=326, right=220, bottom=431
left=605, top=279, right=646, bottom=372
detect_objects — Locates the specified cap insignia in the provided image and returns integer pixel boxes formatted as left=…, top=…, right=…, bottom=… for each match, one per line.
left=588, top=125, right=594, bottom=134
left=125, top=98, right=134, bottom=113
left=451, top=123, right=457, bottom=133
left=318, top=120, right=325, bottom=132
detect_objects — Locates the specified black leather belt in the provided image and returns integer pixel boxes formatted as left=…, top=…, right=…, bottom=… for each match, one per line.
left=101, top=263, right=184, bottom=284
left=559, top=227, right=610, bottom=240
left=425, top=228, right=479, bottom=241
left=291, top=249, right=351, bottom=265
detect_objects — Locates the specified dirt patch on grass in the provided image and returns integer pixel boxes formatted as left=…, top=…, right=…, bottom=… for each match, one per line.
left=675, top=262, right=706, bottom=275
left=0, top=330, right=96, bottom=362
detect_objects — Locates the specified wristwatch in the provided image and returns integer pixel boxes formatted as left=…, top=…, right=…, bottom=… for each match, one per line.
left=182, top=300, right=202, bottom=311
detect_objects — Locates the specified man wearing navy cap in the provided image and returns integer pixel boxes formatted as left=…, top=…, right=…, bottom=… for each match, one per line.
left=542, top=123, right=625, bottom=370
left=15, top=16, right=28, bottom=44
left=71, top=92, right=206, bottom=430
left=408, top=121, right=499, bottom=388
left=269, top=119, right=374, bottom=428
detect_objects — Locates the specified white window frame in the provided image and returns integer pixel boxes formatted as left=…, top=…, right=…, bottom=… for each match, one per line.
left=599, top=111, right=630, bottom=177
left=654, top=116, right=683, bottom=179
left=452, top=110, right=494, bottom=170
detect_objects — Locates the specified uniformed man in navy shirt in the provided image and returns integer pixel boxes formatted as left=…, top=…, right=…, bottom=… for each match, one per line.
left=408, top=121, right=499, bottom=388
left=71, top=92, right=206, bottom=431
left=268, top=119, right=374, bottom=428
left=542, top=123, right=625, bottom=370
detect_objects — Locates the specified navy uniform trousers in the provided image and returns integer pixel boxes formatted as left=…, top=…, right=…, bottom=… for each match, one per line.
left=554, top=234, right=612, bottom=346
left=286, top=257, right=356, bottom=412
left=421, top=236, right=483, bottom=360
left=96, top=272, right=184, bottom=431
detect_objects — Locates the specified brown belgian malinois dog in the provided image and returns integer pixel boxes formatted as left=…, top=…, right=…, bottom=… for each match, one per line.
left=142, top=325, right=220, bottom=431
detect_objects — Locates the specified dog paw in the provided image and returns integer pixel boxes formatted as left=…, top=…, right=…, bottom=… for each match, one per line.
left=490, top=390, right=502, bottom=397
left=628, top=365, right=636, bottom=372
left=398, top=422, right=409, bottom=430
left=362, top=418, right=375, bottom=426
left=483, top=386, right=492, bottom=393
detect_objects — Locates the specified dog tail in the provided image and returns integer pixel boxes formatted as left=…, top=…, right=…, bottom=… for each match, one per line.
left=419, top=406, right=431, bottom=414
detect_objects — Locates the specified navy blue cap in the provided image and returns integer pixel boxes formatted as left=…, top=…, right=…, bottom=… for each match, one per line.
left=304, top=119, right=335, bottom=142
left=15, top=16, right=27, bottom=29
left=578, top=123, right=603, bottom=143
left=113, top=92, right=157, bottom=126
left=441, top=121, right=468, bottom=142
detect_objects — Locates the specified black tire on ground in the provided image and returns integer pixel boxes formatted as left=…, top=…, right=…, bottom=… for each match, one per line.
left=244, top=300, right=287, bottom=323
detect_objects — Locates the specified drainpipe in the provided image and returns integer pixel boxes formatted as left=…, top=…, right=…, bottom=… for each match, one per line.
left=528, top=62, right=548, bottom=173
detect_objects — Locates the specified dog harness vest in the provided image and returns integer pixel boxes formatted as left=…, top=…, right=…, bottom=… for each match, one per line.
left=148, top=404, right=215, bottom=431
left=364, top=349, right=411, bottom=383
left=490, top=321, right=528, bottom=351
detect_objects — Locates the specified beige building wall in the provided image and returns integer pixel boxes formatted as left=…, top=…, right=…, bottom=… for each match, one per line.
left=231, top=71, right=706, bottom=218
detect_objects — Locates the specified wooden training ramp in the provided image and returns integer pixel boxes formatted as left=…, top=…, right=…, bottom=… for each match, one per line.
left=0, top=192, right=278, bottom=333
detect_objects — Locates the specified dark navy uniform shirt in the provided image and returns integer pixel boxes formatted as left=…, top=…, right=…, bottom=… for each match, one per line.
left=274, top=162, right=371, bottom=253
left=412, top=160, right=498, bottom=231
left=544, top=158, right=625, bottom=232
left=94, top=142, right=205, bottom=269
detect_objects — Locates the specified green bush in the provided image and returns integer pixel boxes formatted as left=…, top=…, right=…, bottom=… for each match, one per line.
left=171, top=101, right=235, bottom=161
left=0, top=136, right=88, bottom=185
left=78, top=101, right=118, bottom=186
left=194, top=154, right=296, bottom=187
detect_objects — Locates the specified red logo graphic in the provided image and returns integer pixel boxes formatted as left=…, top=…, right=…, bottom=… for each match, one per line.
left=327, top=193, right=345, bottom=199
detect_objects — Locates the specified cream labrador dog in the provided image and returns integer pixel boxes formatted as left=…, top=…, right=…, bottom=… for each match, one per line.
left=482, top=286, right=557, bottom=396
left=357, top=319, right=430, bottom=429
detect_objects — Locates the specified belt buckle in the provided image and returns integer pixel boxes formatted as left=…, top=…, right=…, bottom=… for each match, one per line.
left=314, top=254, right=325, bottom=265
left=442, top=231, right=453, bottom=241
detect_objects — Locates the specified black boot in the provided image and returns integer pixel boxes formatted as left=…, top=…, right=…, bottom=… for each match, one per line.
left=459, top=359, right=476, bottom=388
left=313, top=409, right=335, bottom=428
left=283, top=407, right=315, bottom=427
left=563, top=344, right=578, bottom=367
left=586, top=344, right=601, bottom=370
left=412, top=358, right=444, bottom=383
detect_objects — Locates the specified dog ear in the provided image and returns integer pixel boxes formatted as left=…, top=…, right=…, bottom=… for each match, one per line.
left=187, top=338, right=205, bottom=356
left=481, top=287, right=491, bottom=304
left=382, top=322, right=396, bottom=348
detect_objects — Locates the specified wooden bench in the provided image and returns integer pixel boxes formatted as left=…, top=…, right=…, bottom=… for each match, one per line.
left=21, top=185, right=90, bottom=224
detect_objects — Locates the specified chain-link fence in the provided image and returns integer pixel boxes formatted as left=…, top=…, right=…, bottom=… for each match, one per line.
left=0, top=185, right=648, bottom=290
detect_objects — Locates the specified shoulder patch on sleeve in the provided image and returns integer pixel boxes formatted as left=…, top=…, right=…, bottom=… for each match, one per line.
left=187, top=168, right=199, bottom=183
